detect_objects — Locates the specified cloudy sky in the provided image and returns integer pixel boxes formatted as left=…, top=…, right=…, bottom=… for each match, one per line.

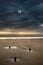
left=0, top=0, right=43, bottom=33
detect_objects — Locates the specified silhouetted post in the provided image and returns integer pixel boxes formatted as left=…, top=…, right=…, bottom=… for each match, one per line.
left=14, top=57, right=16, bottom=62
left=29, top=48, right=31, bottom=51
left=9, top=46, right=11, bottom=49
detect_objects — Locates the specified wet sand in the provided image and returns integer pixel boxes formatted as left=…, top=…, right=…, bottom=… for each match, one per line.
left=0, top=39, right=43, bottom=65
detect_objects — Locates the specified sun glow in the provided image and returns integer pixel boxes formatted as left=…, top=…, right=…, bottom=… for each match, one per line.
left=0, top=31, right=41, bottom=34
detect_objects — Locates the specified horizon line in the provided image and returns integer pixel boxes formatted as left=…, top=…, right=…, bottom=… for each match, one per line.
left=0, top=37, right=43, bottom=39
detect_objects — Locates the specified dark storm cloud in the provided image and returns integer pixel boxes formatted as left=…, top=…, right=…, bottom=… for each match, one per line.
left=0, top=0, right=43, bottom=29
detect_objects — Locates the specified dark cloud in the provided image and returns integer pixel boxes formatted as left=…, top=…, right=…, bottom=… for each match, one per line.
left=0, top=0, right=43, bottom=31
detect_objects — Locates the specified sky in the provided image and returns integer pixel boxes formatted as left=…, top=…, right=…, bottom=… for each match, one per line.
left=0, top=0, right=43, bottom=33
